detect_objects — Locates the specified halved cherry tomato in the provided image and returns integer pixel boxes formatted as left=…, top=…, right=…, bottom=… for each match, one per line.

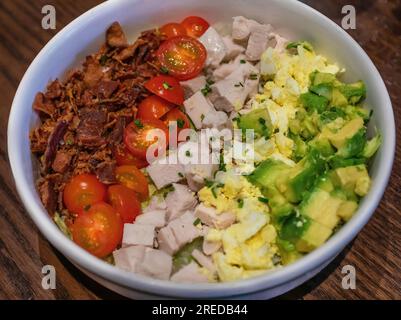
left=145, top=75, right=184, bottom=105
left=63, top=174, right=106, bottom=215
left=181, top=16, right=209, bottom=38
left=114, top=144, right=148, bottom=168
left=163, top=108, right=191, bottom=136
left=160, top=22, right=187, bottom=39
left=136, top=95, right=173, bottom=120
left=115, top=165, right=149, bottom=201
left=107, top=185, right=142, bottom=224
left=124, top=119, right=169, bottom=160
left=71, top=202, right=123, bottom=258
left=156, top=36, right=206, bottom=80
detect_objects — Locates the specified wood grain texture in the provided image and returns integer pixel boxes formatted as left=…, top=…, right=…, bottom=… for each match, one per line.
left=0, top=0, right=400, bottom=300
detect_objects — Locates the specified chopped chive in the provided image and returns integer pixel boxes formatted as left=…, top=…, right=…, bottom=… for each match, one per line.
left=160, top=66, right=169, bottom=74
left=258, top=197, right=269, bottom=203
left=219, top=153, right=226, bottom=172
left=201, top=83, right=212, bottom=96
left=240, top=59, right=246, bottom=64
left=178, top=172, right=184, bottom=178
left=99, top=55, right=108, bottom=66
left=234, top=82, right=244, bottom=88
left=249, top=73, right=258, bottom=80
left=134, top=119, right=144, bottom=128
left=177, top=119, right=185, bottom=128
left=206, top=78, right=215, bottom=85
left=211, top=187, right=218, bottom=198
left=185, top=150, right=191, bottom=157
left=162, top=81, right=172, bottom=90
left=204, top=179, right=214, bottom=188
left=193, top=218, right=201, bottom=226
left=237, top=198, right=244, bottom=208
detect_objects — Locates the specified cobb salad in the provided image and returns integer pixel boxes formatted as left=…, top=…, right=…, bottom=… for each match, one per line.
left=30, top=15, right=381, bottom=283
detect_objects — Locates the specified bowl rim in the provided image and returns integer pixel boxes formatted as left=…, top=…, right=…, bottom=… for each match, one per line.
left=7, top=0, right=395, bottom=298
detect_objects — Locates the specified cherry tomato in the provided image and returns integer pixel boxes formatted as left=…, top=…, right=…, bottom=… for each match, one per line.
left=145, top=75, right=184, bottom=105
left=136, top=95, right=173, bottom=120
left=156, top=36, right=206, bottom=80
left=160, top=22, right=187, bottom=39
left=124, top=119, right=169, bottom=160
left=71, top=202, right=123, bottom=258
left=63, top=174, right=106, bottom=215
left=181, top=16, right=209, bottom=38
left=162, top=108, right=191, bottom=136
left=107, top=185, right=142, bottom=224
left=114, top=144, right=149, bottom=168
left=115, top=165, right=149, bottom=201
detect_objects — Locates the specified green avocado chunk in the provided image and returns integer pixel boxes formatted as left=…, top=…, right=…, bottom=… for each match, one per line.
left=238, top=108, right=273, bottom=138
left=339, top=81, right=366, bottom=105
left=300, top=92, right=329, bottom=114
left=276, top=149, right=326, bottom=203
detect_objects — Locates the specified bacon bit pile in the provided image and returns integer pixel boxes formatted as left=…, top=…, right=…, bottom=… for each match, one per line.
left=30, top=22, right=164, bottom=216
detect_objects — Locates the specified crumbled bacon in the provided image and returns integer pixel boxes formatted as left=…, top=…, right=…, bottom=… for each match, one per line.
left=30, top=22, right=163, bottom=216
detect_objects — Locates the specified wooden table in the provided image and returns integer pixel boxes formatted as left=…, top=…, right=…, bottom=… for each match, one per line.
left=0, top=0, right=400, bottom=300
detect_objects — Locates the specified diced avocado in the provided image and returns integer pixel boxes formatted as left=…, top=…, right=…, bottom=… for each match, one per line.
left=238, top=108, right=272, bottom=138
left=336, top=128, right=366, bottom=158
left=299, top=188, right=341, bottom=229
left=300, top=92, right=329, bottom=114
left=310, top=71, right=337, bottom=86
left=362, top=132, right=382, bottom=158
left=337, top=200, right=358, bottom=221
left=331, top=88, right=348, bottom=107
left=331, top=165, right=371, bottom=197
left=279, top=248, right=303, bottom=265
left=320, top=107, right=346, bottom=125
left=277, top=149, right=326, bottom=203
left=344, top=105, right=372, bottom=122
left=339, top=81, right=366, bottom=105
left=329, top=156, right=366, bottom=169
left=309, top=137, right=336, bottom=157
left=279, top=211, right=333, bottom=253
left=309, top=83, right=333, bottom=100
left=280, top=213, right=311, bottom=242
left=248, top=159, right=291, bottom=189
left=290, top=134, right=308, bottom=161
left=295, top=220, right=333, bottom=252
left=328, top=117, right=364, bottom=149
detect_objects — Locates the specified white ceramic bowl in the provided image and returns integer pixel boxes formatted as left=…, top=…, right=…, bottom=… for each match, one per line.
left=8, top=0, right=395, bottom=299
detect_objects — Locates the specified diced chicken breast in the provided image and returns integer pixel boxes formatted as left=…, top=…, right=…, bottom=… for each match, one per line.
left=157, top=226, right=180, bottom=255
left=170, top=262, right=209, bottom=283
left=203, top=239, right=222, bottom=256
left=135, top=209, right=166, bottom=228
left=209, top=62, right=259, bottom=112
left=222, top=36, right=245, bottom=61
left=270, top=32, right=288, bottom=52
left=232, top=16, right=259, bottom=41
left=143, top=195, right=167, bottom=213
left=194, top=204, right=236, bottom=229
left=213, top=54, right=246, bottom=81
left=180, top=75, right=207, bottom=99
left=168, top=211, right=201, bottom=248
left=122, top=223, right=155, bottom=247
left=192, top=249, right=216, bottom=274
left=246, top=24, right=272, bottom=61
left=165, top=183, right=198, bottom=221
left=183, top=91, right=215, bottom=129
left=137, top=248, right=172, bottom=280
left=199, top=27, right=227, bottom=68
left=185, top=163, right=217, bottom=191
left=202, top=110, right=229, bottom=130
left=113, top=245, right=146, bottom=273
left=146, top=155, right=185, bottom=189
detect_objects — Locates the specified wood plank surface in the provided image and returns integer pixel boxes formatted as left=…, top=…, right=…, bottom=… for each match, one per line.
left=0, top=0, right=400, bottom=300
